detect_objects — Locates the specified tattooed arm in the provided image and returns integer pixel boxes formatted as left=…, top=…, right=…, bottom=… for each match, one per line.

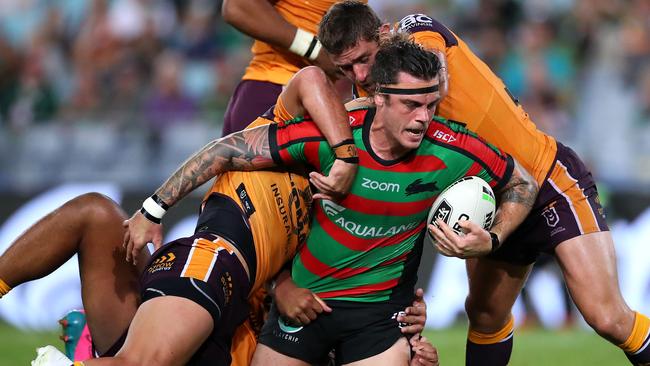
left=488, top=159, right=539, bottom=247
left=122, top=125, right=274, bottom=264
left=155, top=126, right=273, bottom=207
left=429, top=159, right=538, bottom=258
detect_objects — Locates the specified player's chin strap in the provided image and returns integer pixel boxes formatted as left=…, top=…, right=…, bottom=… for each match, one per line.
left=376, top=83, right=439, bottom=95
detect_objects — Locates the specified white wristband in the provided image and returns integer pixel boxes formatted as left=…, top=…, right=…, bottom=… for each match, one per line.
left=289, top=28, right=321, bottom=61
left=142, top=197, right=166, bottom=220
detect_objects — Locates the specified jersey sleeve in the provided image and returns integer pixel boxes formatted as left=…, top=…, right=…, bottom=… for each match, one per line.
left=268, top=119, right=331, bottom=171
left=397, top=13, right=458, bottom=50
left=427, top=119, right=514, bottom=192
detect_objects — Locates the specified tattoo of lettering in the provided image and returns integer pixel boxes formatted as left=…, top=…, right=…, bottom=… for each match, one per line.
left=156, top=126, right=274, bottom=206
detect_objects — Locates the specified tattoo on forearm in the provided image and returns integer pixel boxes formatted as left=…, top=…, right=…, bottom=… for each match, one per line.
left=156, top=126, right=274, bottom=206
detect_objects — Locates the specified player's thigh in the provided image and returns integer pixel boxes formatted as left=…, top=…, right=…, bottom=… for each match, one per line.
left=116, top=296, right=213, bottom=365
left=73, top=193, right=146, bottom=353
left=250, top=344, right=312, bottom=366
left=554, top=232, right=633, bottom=332
left=465, top=257, right=531, bottom=329
left=342, top=337, right=410, bottom=366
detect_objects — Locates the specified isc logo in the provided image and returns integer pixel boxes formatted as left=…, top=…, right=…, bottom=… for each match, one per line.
left=433, top=130, right=456, bottom=143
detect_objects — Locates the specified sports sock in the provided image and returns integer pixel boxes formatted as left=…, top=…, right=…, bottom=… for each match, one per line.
left=0, top=278, right=11, bottom=298
left=466, top=316, right=514, bottom=366
left=619, top=312, right=650, bottom=364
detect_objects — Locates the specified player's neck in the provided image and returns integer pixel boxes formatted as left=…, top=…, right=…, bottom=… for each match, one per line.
left=369, top=117, right=410, bottom=161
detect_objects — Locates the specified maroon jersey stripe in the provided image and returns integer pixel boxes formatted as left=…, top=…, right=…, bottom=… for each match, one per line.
left=340, top=193, right=436, bottom=216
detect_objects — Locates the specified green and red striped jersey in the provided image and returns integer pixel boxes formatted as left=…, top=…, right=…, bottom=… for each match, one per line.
left=269, top=107, right=514, bottom=303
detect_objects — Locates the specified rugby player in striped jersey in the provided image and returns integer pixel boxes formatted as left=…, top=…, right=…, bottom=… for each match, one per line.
left=315, top=2, right=650, bottom=365
left=126, top=36, right=538, bottom=365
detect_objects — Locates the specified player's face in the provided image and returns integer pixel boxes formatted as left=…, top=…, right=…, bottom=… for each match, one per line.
left=331, top=39, right=380, bottom=91
left=376, top=72, right=440, bottom=151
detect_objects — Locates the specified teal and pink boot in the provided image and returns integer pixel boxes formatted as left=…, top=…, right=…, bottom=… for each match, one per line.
left=59, top=309, right=93, bottom=361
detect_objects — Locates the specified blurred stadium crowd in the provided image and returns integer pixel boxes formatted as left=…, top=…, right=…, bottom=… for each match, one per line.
left=0, top=0, right=649, bottom=195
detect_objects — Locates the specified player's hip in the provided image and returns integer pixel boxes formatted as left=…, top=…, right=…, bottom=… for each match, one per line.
left=489, top=142, right=609, bottom=264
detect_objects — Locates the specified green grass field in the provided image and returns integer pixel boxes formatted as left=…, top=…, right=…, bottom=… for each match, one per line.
left=0, top=321, right=629, bottom=365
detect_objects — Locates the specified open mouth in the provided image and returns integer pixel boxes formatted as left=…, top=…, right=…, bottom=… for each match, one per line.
left=405, top=127, right=424, bottom=137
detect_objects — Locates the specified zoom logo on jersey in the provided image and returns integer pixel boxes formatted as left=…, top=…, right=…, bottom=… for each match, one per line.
left=322, top=199, right=346, bottom=216
left=399, top=14, right=433, bottom=31
left=362, top=178, right=400, bottom=192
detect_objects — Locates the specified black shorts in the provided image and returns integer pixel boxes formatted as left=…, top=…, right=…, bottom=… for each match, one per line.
left=139, top=230, right=251, bottom=365
left=258, top=300, right=409, bottom=364
left=488, top=143, right=609, bottom=265
left=97, top=194, right=255, bottom=364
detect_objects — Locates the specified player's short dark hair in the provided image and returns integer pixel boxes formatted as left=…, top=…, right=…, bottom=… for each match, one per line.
left=371, top=34, right=441, bottom=87
left=318, top=1, right=381, bottom=55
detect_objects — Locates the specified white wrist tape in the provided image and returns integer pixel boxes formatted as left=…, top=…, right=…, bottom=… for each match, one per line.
left=142, top=197, right=166, bottom=220
left=289, top=28, right=321, bottom=61
left=308, top=40, right=322, bottom=61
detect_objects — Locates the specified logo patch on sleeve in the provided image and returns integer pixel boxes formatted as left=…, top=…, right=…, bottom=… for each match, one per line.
left=236, top=183, right=256, bottom=217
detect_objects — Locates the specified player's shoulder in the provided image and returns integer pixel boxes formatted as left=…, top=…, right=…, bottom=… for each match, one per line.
left=397, top=14, right=458, bottom=47
left=425, top=116, right=479, bottom=143
left=397, top=14, right=437, bottom=33
left=345, top=98, right=373, bottom=128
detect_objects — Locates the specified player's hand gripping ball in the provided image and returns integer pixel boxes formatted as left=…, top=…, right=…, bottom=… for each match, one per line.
left=426, top=176, right=496, bottom=242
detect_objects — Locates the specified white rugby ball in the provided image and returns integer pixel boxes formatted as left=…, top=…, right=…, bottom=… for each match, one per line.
left=427, top=176, right=496, bottom=239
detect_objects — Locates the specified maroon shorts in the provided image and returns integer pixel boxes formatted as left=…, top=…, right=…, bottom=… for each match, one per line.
left=98, top=232, right=251, bottom=366
left=139, top=232, right=251, bottom=365
left=222, top=79, right=283, bottom=135
left=488, top=143, right=609, bottom=265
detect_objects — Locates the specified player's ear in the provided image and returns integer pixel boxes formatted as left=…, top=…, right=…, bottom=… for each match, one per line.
left=373, top=93, right=386, bottom=107
left=379, top=23, right=392, bottom=39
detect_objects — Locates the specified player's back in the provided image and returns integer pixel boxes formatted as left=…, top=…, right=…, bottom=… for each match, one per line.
left=203, top=116, right=312, bottom=293
left=205, top=166, right=310, bottom=292
left=399, top=14, right=557, bottom=185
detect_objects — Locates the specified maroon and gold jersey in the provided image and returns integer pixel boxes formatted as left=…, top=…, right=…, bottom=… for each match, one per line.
left=355, top=14, right=556, bottom=185
left=203, top=104, right=312, bottom=295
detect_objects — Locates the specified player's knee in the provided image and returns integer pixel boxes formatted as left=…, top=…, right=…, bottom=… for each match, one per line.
left=465, top=296, right=505, bottom=330
left=582, top=309, right=629, bottom=339
left=75, top=192, right=125, bottom=223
